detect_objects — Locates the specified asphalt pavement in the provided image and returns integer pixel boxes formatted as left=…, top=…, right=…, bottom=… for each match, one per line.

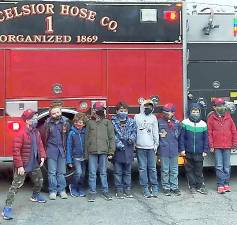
left=0, top=162, right=237, bottom=225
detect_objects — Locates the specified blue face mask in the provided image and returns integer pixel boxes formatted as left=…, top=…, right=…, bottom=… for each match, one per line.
left=31, top=119, right=38, bottom=128
left=118, top=112, right=128, bottom=121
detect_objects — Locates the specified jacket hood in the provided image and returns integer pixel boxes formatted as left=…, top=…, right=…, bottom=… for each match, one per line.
left=189, top=103, right=201, bottom=114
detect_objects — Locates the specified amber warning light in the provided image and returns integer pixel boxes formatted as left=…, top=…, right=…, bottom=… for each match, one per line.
left=163, top=11, right=178, bottom=22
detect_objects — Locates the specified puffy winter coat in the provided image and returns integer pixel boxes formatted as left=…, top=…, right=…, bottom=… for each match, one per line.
left=207, top=111, right=237, bottom=149
left=179, top=118, right=209, bottom=154
left=13, top=126, right=46, bottom=168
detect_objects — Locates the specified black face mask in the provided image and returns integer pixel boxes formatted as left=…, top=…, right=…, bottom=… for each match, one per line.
left=144, top=108, right=153, bottom=115
left=95, top=110, right=105, bottom=118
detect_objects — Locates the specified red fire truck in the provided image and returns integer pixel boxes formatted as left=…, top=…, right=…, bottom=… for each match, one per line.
left=0, top=1, right=184, bottom=176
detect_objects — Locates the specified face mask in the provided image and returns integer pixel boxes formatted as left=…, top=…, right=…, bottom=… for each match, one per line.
left=190, top=113, right=200, bottom=122
left=144, top=108, right=153, bottom=115
left=118, top=112, right=128, bottom=121
left=31, top=119, right=38, bottom=128
left=95, top=110, right=105, bottom=118
left=216, top=107, right=226, bottom=116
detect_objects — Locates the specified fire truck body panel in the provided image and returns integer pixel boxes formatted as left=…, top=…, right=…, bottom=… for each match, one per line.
left=0, top=1, right=184, bottom=159
left=187, top=12, right=237, bottom=166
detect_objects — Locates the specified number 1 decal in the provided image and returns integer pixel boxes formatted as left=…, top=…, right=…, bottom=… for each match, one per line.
left=45, top=16, right=54, bottom=34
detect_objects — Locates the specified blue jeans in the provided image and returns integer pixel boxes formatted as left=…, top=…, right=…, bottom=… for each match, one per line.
left=48, top=154, right=66, bottom=193
left=71, top=160, right=85, bottom=189
left=88, top=154, right=109, bottom=193
left=160, top=156, right=178, bottom=190
left=136, top=148, right=159, bottom=190
left=113, top=162, right=132, bottom=192
left=214, top=149, right=231, bottom=187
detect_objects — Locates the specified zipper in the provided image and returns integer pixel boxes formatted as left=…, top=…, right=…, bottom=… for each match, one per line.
left=194, top=123, right=196, bottom=153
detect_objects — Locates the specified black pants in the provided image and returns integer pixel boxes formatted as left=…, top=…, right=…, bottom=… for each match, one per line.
left=185, top=152, right=204, bottom=189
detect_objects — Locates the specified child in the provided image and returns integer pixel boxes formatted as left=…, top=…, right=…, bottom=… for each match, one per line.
left=135, top=99, right=159, bottom=198
left=111, top=102, right=137, bottom=199
left=2, top=109, right=46, bottom=220
left=66, top=113, right=87, bottom=197
left=85, top=102, right=115, bottom=202
left=158, top=103, right=181, bottom=196
left=207, top=98, right=237, bottom=194
left=44, top=103, right=70, bottom=200
left=179, top=103, right=208, bottom=194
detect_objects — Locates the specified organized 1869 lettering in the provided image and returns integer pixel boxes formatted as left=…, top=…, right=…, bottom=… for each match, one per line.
left=76, top=35, right=98, bottom=43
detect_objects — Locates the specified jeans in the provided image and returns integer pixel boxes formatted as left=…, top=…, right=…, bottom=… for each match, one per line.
left=136, top=148, right=159, bottom=190
left=113, top=161, right=132, bottom=192
left=71, top=160, right=85, bottom=189
left=88, top=154, right=109, bottom=193
left=214, top=149, right=231, bottom=187
left=185, top=152, right=204, bottom=189
left=160, top=156, right=178, bottom=190
left=48, top=154, right=66, bottom=193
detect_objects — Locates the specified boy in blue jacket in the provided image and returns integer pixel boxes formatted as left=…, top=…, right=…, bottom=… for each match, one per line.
left=66, top=113, right=87, bottom=197
left=158, top=103, right=181, bottom=196
left=112, top=102, right=137, bottom=199
left=179, top=103, right=208, bottom=194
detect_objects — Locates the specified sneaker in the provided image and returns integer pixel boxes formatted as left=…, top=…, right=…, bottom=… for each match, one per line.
left=116, top=191, right=125, bottom=199
left=151, top=189, right=159, bottom=198
left=69, top=184, right=80, bottom=197
left=78, top=189, right=86, bottom=197
left=2, top=207, right=13, bottom=220
left=88, top=192, right=96, bottom=202
left=190, top=188, right=196, bottom=194
left=143, top=188, right=152, bottom=198
left=59, top=191, right=68, bottom=199
left=30, top=192, right=47, bottom=203
left=49, top=192, right=57, bottom=200
left=171, top=189, right=181, bottom=196
left=102, top=192, right=113, bottom=201
left=124, top=189, right=134, bottom=198
left=163, top=189, right=171, bottom=196
left=196, top=187, right=208, bottom=195
left=217, top=186, right=225, bottom=194
left=224, top=185, right=231, bottom=192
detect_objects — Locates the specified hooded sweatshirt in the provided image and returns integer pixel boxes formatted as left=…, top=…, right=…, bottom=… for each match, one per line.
left=134, top=103, right=159, bottom=150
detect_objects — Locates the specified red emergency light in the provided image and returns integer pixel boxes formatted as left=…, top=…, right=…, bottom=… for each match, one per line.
left=164, top=11, right=178, bottom=22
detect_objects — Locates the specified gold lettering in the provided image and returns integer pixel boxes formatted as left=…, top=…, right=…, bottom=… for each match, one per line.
left=12, top=7, right=23, bottom=18
left=21, top=5, right=31, bottom=16
left=4, top=8, right=14, bottom=20
left=0, top=35, right=7, bottom=42
left=60, top=4, right=70, bottom=16
left=0, top=11, right=5, bottom=22
left=79, top=8, right=87, bottom=19
left=35, top=4, right=46, bottom=15
left=86, top=10, right=96, bottom=21
left=30, top=4, right=37, bottom=15
left=70, top=6, right=80, bottom=17
left=45, top=4, right=54, bottom=15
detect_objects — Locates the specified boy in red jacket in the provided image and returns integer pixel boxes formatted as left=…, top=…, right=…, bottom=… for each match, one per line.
left=2, top=109, right=46, bottom=220
left=207, top=98, right=237, bottom=194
